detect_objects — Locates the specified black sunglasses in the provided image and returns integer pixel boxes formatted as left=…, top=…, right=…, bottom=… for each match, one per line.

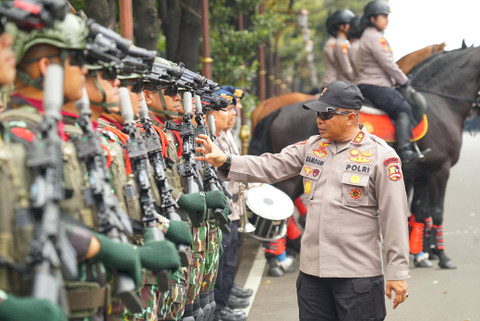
left=316, top=110, right=352, bottom=120
left=162, top=85, right=178, bottom=97
left=66, top=50, right=86, bottom=67
left=101, top=68, right=117, bottom=80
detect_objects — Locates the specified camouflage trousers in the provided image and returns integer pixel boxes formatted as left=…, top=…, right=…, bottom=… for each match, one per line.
left=201, top=223, right=222, bottom=294
left=185, top=225, right=207, bottom=306
left=156, top=251, right=192, bottom=321
left=107, top=271, right=159, bottom=321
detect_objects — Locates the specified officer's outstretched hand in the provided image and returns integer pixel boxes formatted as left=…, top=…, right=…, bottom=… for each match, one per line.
left=0, top=293, right=67, bottom=321
left=93, top=233, right=143, bottom=288
left=386, top=279, right=408, bottom=309
left=177, top=192, right=207, bottom=223
left=163, top=219, right=193, bottom=246
left=195, top=134, right=227, bottom=167
left=138, top=228, right=181, bottom=272
left=205, top=190, right=227, bottom=209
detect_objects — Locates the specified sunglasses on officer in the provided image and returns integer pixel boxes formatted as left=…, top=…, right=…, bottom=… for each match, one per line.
left=65, top=50, right=86, bottom=67
left=121, top=79, right=143, bottom=93
left=162, top=85, right=178, bottom=97
left=316, top=107, right=353, bottom=120
left=101, top=67, right=117, bottom=81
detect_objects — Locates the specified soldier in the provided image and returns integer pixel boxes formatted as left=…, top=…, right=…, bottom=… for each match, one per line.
left=332, top=9, right=356, bottom=83
left=2, top=13, right=182, bottom=321
left=196, top=81, right=410, bottom=321
left=356, top=0, right=429, bottom=165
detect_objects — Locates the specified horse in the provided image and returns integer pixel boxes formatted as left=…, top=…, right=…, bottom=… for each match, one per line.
left=249, top=43, right=446, bottom=132
left=248, top=46, right=480, bottom=269
left=396, top=42, right=446, bottom=74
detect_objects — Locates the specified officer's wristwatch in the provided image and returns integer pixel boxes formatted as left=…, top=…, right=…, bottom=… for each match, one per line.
left=219, top=152, right=232, bottom=170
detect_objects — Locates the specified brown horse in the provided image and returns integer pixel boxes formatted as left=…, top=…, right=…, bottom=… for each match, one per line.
left=396, top=42, right=446, bottom=74
left=250, top=43, right=446, bottom=131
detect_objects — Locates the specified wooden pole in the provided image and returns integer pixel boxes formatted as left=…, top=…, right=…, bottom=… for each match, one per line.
left=201, top=0, right=212, bottom=78
left=119, top=0, right=133, bottom=40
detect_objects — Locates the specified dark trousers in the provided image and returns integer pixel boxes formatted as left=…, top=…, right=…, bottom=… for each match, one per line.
left=214, top=220, right=239, bottom=310
left=296, top=272, right=386, bottom=321
left=358, top=84, right=414, bottom=120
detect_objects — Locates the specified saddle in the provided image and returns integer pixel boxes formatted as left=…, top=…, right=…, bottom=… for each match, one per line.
left=359, top=87, right=428, bottom=143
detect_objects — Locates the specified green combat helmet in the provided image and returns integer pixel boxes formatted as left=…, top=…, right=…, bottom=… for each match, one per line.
left=11, top=12, right=87, bottom=89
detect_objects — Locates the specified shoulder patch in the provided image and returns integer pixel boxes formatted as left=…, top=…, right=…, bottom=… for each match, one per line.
left=387, top=164, right=402, bottom=181
left=383, top=157, right=399, bottom=166
left=341, top=43, right=348, bottom=55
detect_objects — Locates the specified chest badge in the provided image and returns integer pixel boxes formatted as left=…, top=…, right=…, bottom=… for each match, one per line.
left=351, top=175, right=360, bottom=184
left=304, top=166, right=313, bottom=175
left=305, top=181, right=312, bottom=194
left=350, top=188, right=361, bottom=199
left=349, top=148, right=373, bottom=163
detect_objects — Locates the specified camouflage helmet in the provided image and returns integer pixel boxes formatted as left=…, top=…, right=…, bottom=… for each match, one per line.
left=12, top=12, right=87, bottom=65
left=364, top=0, right=390, bottom=18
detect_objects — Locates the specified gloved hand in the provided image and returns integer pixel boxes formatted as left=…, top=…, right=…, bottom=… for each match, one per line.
left=165, top=220, right=193, bottom=246
left=177, top=193, right=207, bottom=223
left=0, top=292, right=67, bottom=321
left=205, top=190, right=227, bottom=209
left=221, top=204, right=232, bottom=226
left=93, top=233, right=143, bottom=288
left=138, top=228, right=181, bottom=272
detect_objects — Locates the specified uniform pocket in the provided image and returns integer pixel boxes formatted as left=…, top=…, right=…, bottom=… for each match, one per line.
left=341, top=172, right=370, bottom=206
left=352, top=276, right=386, bottom=320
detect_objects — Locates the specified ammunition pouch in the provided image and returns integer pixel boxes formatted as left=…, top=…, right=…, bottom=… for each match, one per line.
left=66, top=281, right=111, bottom=319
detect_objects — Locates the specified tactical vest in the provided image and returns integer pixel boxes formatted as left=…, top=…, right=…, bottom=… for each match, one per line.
left=0, top=106, right=108, bottom=319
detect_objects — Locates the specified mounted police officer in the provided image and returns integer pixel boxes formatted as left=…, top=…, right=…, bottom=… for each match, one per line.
left=356, top=0, right=429, bottom=166
left=331, top=9, right=356, bottom=83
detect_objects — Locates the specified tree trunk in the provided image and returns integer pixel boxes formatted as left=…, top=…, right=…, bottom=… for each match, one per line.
left=158, top=0, right=182, bottom=61
left=175, top=0, right=202, bottom=70
left=84, top=0, right=117, bottom=29
left=133, top=0, right=161, bottom=50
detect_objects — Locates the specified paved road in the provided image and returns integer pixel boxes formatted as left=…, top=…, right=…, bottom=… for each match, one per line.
left=234, top=134, right=480, bottom=321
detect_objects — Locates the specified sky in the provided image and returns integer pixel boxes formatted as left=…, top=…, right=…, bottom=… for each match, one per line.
left=385, top=0, right=480, bottom=59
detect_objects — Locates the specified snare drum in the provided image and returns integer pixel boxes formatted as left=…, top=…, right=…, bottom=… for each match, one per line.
left=244, top=183, right=294, bottom=242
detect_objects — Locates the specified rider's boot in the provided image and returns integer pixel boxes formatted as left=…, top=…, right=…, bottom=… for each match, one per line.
left=396, top=112, right=430, bottom=166
left=430, top=224, right=457, bottom=269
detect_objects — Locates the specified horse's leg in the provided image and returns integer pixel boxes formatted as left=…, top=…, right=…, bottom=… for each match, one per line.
left=410, top=176, right=433, bottom=267
left=428, top=170, right=457, bottom=269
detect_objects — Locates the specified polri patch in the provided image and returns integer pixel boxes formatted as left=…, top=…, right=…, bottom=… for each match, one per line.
left=388, top=164, right=402, bottom=181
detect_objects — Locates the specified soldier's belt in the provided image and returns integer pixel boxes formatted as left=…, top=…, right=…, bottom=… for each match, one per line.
left=66, top=282, right=110, bottom=317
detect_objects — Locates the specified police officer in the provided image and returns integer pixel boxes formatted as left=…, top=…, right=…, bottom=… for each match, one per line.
left=195, top=81, right=410, bottom=321
left=320, top=14, right=338, bottom=88
left=356, top=0, right=429, bottom=165
left=331, top=9, right=356, bottom=82
left=347, top=15, right=364, bottom=79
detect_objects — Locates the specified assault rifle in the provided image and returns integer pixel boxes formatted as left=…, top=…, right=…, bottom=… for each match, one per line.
left=193, top=95, right=231, bottom=234
left=85, top=20, right=127, bottom=67
left=117, top=46, right=156, bottom=76
left=0, top=0, right=69, bottom=31
left=138, top=95, right=189, bottom=266
left=74, top=88, right=143, bottom=313
left=164, top=91, right=204, bottom=227
left=26, top=64, right=76, bottom=313
left=119, top=87, right=169, bottom=292
left=144, top=59, right=184, bottom=87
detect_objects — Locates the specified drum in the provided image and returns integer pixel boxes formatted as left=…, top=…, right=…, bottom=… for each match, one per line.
left=244, top=183, right=294, bottom=242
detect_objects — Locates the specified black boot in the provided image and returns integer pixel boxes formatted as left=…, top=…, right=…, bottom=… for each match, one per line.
left=193, top=296, right=205, bottom=321
left=230, top=284, right=253, bottom=299
left=396, top=112, right=429, bottom=166
left=200, top=291, right=212, bottom=321
left=208, top=290, right=216, bottom=321
left=182, top=304, right=195, bottom=321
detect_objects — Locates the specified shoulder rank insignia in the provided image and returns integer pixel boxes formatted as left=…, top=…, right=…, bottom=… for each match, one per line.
left=353, top=131, right=365, bottom=144
left=296, top=140, right=307, bottom=145
left=341, top=43, right=348, bottom=55
left=388, top=164, right=402, bottom=181
left=379, top=38, right=392, bottom=52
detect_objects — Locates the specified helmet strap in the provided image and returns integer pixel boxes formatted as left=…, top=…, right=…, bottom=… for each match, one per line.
left=16, top=70, right=44, bottom=91
left=88, top=70, right=117, bottom=113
